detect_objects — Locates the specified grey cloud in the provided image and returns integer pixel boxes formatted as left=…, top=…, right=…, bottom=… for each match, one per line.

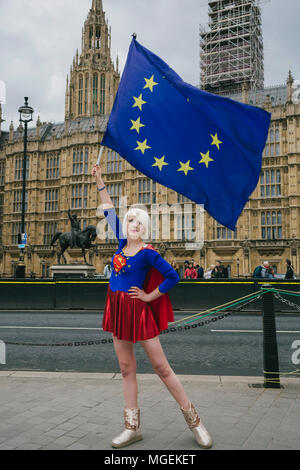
left=0, top=0, right=299, bottom=130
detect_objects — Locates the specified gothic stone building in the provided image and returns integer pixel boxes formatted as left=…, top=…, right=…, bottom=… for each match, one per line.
left=0, top=0, right=300, bottom=278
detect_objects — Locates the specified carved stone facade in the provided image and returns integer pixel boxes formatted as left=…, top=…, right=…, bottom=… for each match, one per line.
left=0, top=1, right=299, bottom=278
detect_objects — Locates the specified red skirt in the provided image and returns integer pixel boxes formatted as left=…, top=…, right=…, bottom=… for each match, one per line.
left=102, top=285, right=162, bottom=343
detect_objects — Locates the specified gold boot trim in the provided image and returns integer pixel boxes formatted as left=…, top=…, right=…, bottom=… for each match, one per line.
left=181, top=403, right=213, bottom=449
left=111, top=407, right=143, bottom=449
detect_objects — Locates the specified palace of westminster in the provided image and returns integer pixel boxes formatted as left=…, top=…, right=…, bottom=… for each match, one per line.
left=0, top=0, right=300, bottom=279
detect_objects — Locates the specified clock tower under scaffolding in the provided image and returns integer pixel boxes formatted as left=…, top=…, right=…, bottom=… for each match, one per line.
left=200, top=0, right=265, bottom=95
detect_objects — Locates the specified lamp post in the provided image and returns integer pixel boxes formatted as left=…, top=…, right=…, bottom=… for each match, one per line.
left=16, top=97, right=34, bottom=278
left=237, top=257, right=240, bottom=278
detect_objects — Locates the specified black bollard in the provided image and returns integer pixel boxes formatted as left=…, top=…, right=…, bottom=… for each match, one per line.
left=261, top=285, right=281, bottom=388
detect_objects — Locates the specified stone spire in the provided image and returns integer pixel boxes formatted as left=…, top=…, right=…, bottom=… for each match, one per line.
left=65, top=0, right=119, bottom=120
left=92, top=0, right=103, bottom=11
left=9, top=120, right=14, bottom=141
left=0, top=104, right=5, bottom=137
left=287, top=70, right=294, bottom=104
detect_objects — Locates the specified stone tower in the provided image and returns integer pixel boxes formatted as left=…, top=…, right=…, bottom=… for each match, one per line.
left=65, top=0, right=119, bottom=120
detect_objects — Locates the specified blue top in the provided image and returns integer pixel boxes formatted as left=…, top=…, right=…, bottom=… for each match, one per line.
left=104, top=207, right=180, bottom=294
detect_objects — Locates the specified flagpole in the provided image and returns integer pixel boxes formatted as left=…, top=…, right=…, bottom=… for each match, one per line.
left=96, top=146, right=104, bottom=166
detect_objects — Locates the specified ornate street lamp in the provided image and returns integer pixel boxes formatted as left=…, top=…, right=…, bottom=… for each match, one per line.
left=237, top=257, right=240, bottom=278
left=16, top=97, right=34, bottom=278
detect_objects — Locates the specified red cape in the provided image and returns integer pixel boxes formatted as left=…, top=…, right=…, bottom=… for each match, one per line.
left=142, top=244, right=174, bottom=331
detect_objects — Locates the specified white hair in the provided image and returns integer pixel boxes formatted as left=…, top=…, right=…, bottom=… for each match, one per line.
left=122, top=206, right=150, bottom=240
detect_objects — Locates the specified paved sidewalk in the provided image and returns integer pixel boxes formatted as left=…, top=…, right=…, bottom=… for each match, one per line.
left=0, top=371, right=299, bottom=450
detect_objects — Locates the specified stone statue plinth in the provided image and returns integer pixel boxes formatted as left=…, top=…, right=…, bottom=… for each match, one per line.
left=50, top=264, right=96, bottom=279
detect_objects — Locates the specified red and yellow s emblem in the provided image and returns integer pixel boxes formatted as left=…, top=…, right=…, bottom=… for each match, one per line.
left=113, top=254, right=127, bottom=273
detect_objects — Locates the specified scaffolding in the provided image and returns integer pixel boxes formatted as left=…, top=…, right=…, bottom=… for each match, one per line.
left=200, top=0, right=267, bottom=95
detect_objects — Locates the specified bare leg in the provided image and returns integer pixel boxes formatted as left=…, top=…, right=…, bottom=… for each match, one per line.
left=112, top=335, right=138, bottom=409
left=140, top=336, right=190, bottom=410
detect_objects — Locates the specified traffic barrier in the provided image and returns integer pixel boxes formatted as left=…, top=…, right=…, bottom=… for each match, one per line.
left=1, top=278, right=300, bottom=311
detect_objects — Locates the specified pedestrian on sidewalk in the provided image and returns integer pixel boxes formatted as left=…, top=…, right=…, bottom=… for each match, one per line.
left=93, top=163, right=212, bottom=450
left=104, top=264, right=112, bottom=279
left=285, top=259, right=294, bottom=279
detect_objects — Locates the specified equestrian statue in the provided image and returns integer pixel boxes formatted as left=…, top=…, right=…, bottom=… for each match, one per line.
left=50, top=209, right=98, bottom=264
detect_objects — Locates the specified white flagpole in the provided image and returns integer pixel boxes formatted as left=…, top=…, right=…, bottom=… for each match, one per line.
left=96, top=146, right=104, bottom=166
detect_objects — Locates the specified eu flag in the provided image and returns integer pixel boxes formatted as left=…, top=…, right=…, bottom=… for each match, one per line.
left=101, top=38, right=271, bottom=230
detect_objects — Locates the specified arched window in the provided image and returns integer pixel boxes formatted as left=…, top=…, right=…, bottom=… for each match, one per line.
left=96, top=28, right=101, bottom=49
left=100, top=74, right=105, bottom=114
left=84, top=74, right=89, bottom=113
left=89, top=28, right=93, bottom=49
left=93, top=73, right=98, bottom=114
left=78, top=75, right=83, bottom=115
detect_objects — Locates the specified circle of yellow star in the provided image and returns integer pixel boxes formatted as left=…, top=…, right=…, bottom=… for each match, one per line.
left=152, top=155, right=169, bottom=171
left=199, top=150, right=214, bottom=168
left=130, top=117, right=145, bottom=134
left=134, top=139, right=151, bottom=154
left=143, top=75, right=158, bottom=93
left=132, top=93, right=146, bottom=111
left=210, top=132, right=222, bottom=150
left=177, top=160, right=194, bottom=176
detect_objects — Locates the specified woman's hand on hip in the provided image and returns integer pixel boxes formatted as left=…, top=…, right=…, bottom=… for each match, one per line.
left=128, top=286, right=149, bottom=302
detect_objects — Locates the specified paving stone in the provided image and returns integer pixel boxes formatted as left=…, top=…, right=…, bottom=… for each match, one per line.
left=0, top=372, right=298, bottom=450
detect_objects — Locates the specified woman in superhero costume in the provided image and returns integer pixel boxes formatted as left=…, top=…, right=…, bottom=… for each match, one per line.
left=93, top=164, right=212, bottom=449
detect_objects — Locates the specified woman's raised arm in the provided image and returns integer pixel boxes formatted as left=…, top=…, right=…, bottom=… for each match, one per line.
left=92, top=163, right=114, bottom=209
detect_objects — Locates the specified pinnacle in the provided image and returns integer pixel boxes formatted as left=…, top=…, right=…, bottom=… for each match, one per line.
left=92, top=0, right=103, bottom=11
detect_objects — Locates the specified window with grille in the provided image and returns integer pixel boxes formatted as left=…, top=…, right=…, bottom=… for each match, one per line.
left=71, top=184, right=88, bottom=209
left=261, top=211, right=282, bottom=239
left=78, top=75, right=83, bottom=115
left=12, top=222, right=26, bottom=245
left=15, top=156, right=29, bottom=181
left=46, top=154, right=60, bottom=179
left=260, top=169, right=281, bottom=197
left=100, top=74, right=105, bottom=114
left=138, top=178, right=156, bottom=204
left=107, top=150, right=122, bottom=174
left=177, top=193, right=190, bottom=203
left=216, top=222, right=237, bottom=240
left=93, top=73, right=98, bottom=114
left=73, top=148, right=89, bottom=175
left=84, top=74, right=89, bottom=113
left=264, top=125, right=280, bottom=157
left=175, top=212, right=195, bottom=241
left=45, top=189, right=59, bottom=212
left=44, top=221, right=57, bottom=245
left=106, top=183, right=122, bottom=208
left=13, top=190, right=28, bottom=212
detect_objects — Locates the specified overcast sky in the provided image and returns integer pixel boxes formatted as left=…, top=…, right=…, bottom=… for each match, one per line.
left=1, top=0, right=299, bottom=131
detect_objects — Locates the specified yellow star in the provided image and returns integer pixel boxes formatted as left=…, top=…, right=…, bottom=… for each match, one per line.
left=134, top=139, right=151, bottom=154
left=199, top=150, right=214, bottom=168
left=143, top=75, right=158, bottom=93
left=152, top=156, right=169, bottom=171
left=210, top=132, right=222, bottom=150
left=130, top=117, right=145, bottom=134
left=177, top=160, right=194, bottom=176
left=132, top=93, right=146, bottom=111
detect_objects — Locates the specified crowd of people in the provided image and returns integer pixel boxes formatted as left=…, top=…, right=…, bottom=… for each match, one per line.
left=171, top=260, right=229, bottom=280
left=253, top=259, right=294, bottom=280
left=104, top=258, right=295, bottom=280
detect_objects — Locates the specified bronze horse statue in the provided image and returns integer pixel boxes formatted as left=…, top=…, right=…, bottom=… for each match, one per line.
left=50, top=210, right=98, bottom=264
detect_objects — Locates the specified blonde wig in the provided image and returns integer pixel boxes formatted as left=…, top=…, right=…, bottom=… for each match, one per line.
left=122, top=206, right=150, bottom=240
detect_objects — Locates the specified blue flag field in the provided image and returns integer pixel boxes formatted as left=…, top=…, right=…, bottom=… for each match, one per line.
left=101, top=38, right=271, bottom=230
